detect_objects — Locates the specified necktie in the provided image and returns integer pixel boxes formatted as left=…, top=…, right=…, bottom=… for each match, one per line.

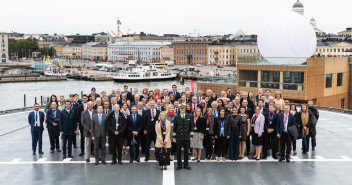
left=193, top=104, right=196, bottom=111
left=115, top=113, right=119, bottom=130
left=174, top=91, right=176, bottom=96
left=133, top=114, right=136, bottom=124
left=53, top=110, right=56, bottom=117
left=71, top=103, right=73, bottom=110
left=152, top=109, right=154, bottom=118
left=99, top=115, right=102, bottom=126
left=35, top=112, right=38, bottom=127
left=284, top=114, right=288, bottom=131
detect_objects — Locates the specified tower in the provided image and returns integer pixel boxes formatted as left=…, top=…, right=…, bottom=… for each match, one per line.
left=292, top=0, right=304, bottom=16
left=117, top=17, right=122, bottom=37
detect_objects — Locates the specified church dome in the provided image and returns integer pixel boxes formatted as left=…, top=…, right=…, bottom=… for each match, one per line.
left=293, top=0, right=304, bottom=8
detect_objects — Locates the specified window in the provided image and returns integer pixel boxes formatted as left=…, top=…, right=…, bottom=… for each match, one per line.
left=273, top=71, right=280, bottom=82
left=283, top=72, right=292, bottom=83
left=294, top=72, right=304, bottom=83
left=337, top=73, right=343, bottom=86
left=325, top=74, right=332, bottom=88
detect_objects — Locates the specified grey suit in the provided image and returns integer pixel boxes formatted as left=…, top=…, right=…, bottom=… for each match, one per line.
left=81, top=109, right=96, bottom=159
left=91, top=113, right=108, bottom=161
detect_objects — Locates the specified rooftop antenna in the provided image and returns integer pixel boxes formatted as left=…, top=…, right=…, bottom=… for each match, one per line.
left=117, top=17, right=122, bottom=37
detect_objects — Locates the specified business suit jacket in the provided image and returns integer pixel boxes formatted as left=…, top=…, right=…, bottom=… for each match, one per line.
left=28, top=111, right=45, bottom=132
left=144, top=109, right=160, bottom=133
left=193, top=117, right=205, bottom=134
left=156, top=106, right=165, bottom=112
left=214, top=116, right=231, bottom=137
left=155, top=120, right=171, bottom=148
left=46, top=109, right=61, bottom=129
left=59, top=109, right=77, bottom=136
left=91, top=114, right=108, bottom=138
left=80, top=109, right=97, bottom=137
left=103, top=109, right=112, bottom=115
left=169, top=91, right=181, bottom=101
left=277, top=113, right=296, bottom=136
left=204, top=115, right=215, bottom=135
left=127, top=114, right=143, bottom=138
left=70, top=102, right=78, bottom=111
left=107, top=112, right=126, bottom=137
left=173, top=114, right=194, bottom=140
left=264, top=112, right=278, bottom=134
left=252, top=113, right=265, bottom=136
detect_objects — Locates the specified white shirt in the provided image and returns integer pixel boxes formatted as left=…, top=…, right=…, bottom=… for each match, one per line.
left=284, top=113, right=289, bottom=132
left=66, top=109, right=70, bottom=114
left=88, top=110, right=93, bottom=119
left=34, top=111, right=40, bottom=127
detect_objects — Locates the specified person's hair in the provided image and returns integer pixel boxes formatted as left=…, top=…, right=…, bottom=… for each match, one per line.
left=275, top=91, right=283, bottom=99
left=65, top=100, right=71, bottom=104
left=82, top=94, right=88, bottom=98
left=131, top=105, right=137, bottom=109
left=258, top=99, right=264, bottom=103
left=219, top=107, right=226, bottom=115
left=290, top=104, right=297, bottom=112
left=122, top=102, right=128, bottom=108
left=194, top=107, right=202, bottom=117
left=186, top=103, right=192, bottom=111
left=97, top=105, right=103, bottom=108
left=255, top=105, right=261, bottom=111
left=158, top=111, right=167, bottom=120
left=300, top=104, right=308, bottom=113
left=34, top=103, right=40, bottom=106
left=217, top=99, right=225, bottom=108
left=124, top=85, right=128, bottom=88
left=265, top=89, right=270, bottom=93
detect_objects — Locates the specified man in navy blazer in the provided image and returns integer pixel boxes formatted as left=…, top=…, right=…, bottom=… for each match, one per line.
left=277, top=105, right=296, bottom=162
left=46, top=102, right=61, bottom=153
left=143, top=99, right=160, bottom=161
left=128, top=105, right=143, bottom=163
left=169, top=84, right=181, bottom=101
left=28, top=103, right=45, bottom=155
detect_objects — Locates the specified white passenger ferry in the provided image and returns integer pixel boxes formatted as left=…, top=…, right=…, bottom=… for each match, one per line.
left=113, top=65, right=177, bottom=82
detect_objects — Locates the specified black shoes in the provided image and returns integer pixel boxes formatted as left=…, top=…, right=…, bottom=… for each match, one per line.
left=262, top=155, right=267, bottom=159
left=130, top=158, right=133, bottom=163
left=39, top=151, right=44, bottom=154
left=111, top=161, right=117, bottom=165
left=63, top=155, right=66, bottom=159
left=273, top=156, right=278, bottom=159
left=68, top=155, right=74, bottom=158
left=86, top=158, right=90, bottom=163
left=286, top=158, right=291, bottom=162
left=79, top=152, right=84, bottom=156
left=145, top=157, right=149, bottom=162
left=312, top=147, right=315, bottom=151
left=118, top=160, right=122, bottom=165
left=177, top=166, right=182, bottom=170
left=183, top=166, right=191, bottom=170
left=32, top=152, right=36, bottom=155
left=279, top=158, right=284, bottom=162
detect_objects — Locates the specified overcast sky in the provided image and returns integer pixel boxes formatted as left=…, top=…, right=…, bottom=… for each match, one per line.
left=0, top=0, right=350, bottom=36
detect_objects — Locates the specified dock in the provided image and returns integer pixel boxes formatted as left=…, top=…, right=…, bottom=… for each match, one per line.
left=0, top=76, right=67, bottom=83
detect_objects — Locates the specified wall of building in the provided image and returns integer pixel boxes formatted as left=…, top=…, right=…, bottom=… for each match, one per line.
left=197, top=83, right=236, bottom=94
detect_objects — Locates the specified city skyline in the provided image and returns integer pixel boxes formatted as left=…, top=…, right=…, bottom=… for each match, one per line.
left=0, top=0, right=350, bottom=36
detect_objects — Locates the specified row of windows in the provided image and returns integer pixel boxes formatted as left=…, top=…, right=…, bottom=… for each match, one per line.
left=209, top=49, right=236, bottom=53
left=236, top=48, right=259, bottom=53
left=325, top=73, right=343, bottom=88
left=175, top=56, right=206, bottom=60
left=317, top=48, right=352, bottom=53
left=176, top=49, right=206, bottom=55
left=210, top=55, right=235, bottom=59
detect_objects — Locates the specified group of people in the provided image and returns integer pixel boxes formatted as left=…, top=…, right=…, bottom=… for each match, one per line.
left=28, top=85, right=319, bottom=170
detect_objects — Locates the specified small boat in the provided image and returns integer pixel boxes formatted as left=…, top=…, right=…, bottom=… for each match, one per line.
left=113, top=65, right=177, bottom=82
left=44, top=64, right=67, bottom=77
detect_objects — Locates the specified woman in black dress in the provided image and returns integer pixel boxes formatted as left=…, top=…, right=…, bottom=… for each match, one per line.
left=239, top=106, right=250, bottom=159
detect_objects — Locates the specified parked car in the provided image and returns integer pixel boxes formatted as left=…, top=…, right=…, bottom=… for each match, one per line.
left=217, top=65, right=223, bottom=68
left=196, top=64, right=202, bottom=67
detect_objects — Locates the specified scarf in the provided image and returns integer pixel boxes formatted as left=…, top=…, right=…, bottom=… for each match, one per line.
left=301, top=111, right=309, bottom=136
left=168, top=111, right=175, bottom=117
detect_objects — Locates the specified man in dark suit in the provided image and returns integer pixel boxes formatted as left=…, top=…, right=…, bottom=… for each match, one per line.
left=122, top=85, right=133, bottom=102
left=169, top=84, right=181, bottom=101
left=277, top=105, right=296, bottom=162
left=46, top=102, right=61, bottom=153
left=91, top=105, right=108, bottom=165
left=143, top=99, right=160, bottom=161
left=156, top=99, right=165, bottom=112
left=88, top=87, right=100, bottom=101
left=137, top=102, right=147, bottom=154
left=128, top=105, right=143, bottom=163
left=69, top=94, right=79, bottom=148
left=185, top=91, right=193, bottom=103
left=308, top=100, right=319, bottom=151
left=81, top=101, right=96, bottom=162
left=76, top=94, right=89, bottom=156
left=28, top=103, right=45, bottom=155
left=191, top=96, right=203, bottom=113
left=262, top=104, right=278, bottom=159
left=258, top=99, right=269, bottom=115
left=260, top=96, right=269, bottom=110
left=227, top=87, right=235, bottom=101
left=107, top=104, right=126, bottom=165
left=59, top=100, right=77, bottom=159
left=173, top=105, right=194, bottom=170
left=103, top=101, right=113, bottom=115
left=240, top=92, right=254, bottom=111
left=174, top=101, right=180, bottom=114
left=255, top=88, right=264, bottom=102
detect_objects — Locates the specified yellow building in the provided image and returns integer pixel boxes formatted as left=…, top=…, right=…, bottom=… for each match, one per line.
left=208, top=44, right=236, bottom=66
left=316, top=41, right=352, bottom=57
left=53, top=45, right=64, bottom=57
left=63, top=44, right=82, bottom=59
left=91, top=43, right=108, bottom=61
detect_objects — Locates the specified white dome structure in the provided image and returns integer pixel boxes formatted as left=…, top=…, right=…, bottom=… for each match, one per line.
left=257, top=10, right=317, bottom=65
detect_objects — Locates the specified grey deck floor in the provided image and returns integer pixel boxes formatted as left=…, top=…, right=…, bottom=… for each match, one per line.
left=0, top=110, right=351, bottom=185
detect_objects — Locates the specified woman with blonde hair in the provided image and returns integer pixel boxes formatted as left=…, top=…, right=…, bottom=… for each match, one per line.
left=166, top=104, right=177, bottom=161
left=155, top=111, right=171, bottom=170
left=274, top=91, right=285, bottom=110
left=296, top=104, right=314, bottom=154
left=191, top=107, right=205, bottom=162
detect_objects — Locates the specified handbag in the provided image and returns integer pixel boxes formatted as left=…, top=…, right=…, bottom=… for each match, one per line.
left=158, top=144, right=170, bottom=166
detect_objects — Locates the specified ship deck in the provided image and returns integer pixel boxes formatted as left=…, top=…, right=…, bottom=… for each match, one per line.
left=0, top=110, right=351, bottom=185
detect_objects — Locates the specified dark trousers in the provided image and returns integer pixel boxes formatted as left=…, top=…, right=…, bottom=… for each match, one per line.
left=129, top=135, right=140, bottom=160
left=229, top=131, right=240, bottom=160
left=111, top=135, right=124, bottom=161
left=311, top=135, right=316, bottom=148
left=176, top=140, right=190, bottom=167
left=291, top=137, right=296, bottom=151
left=302, top=135, right=310, bottom=153
left=94, top=137, right=106, bottom=161
left=47, top=128, right=60, bottom=150
left=72, top=133, right=77, bottom=147
left=141, top=132, right=146, bottom=154
left=62, top=135, right=73, bottom=155
left=171, top=142, right=177, bottom=156
left=246, top=129, right=253, bottom=155
left=216, top=136, right=227, bottom=157
left=280, top=132, right=291, bottom=159
left=31, top=127, right=43, bottom=152
left=263, top=132, right=277, bottom=157
left=204, top=134, right=213, bottom=158
left=79, top=127, right=85, bottom=153
left=145, top=132, right=156, bottom=158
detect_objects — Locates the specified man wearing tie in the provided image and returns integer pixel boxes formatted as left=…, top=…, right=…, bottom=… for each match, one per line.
left=69, top=94, right=79, bottom=148
left=196, top=90, right=204, bottom=104
left=137, top=102, right=147, bottom=155
left=144, top=99, right=160, bottom=161
left=81, top=101, right=96, bottom=162
left=103, top=101, right=112, bottom=115
left=156, top=99, right=164, bottom=112
left=28, top=103, right=45, bottom=155
left=173, top=105, right=194, bottom=170
left=211, top=101, right=219, bottom=118
left=191, top=96, right=202, bottom=113
left=59, top=100, right=77, bottom=159
left=76, top=94, right=88, bottom=156
left=255, top=88, right=263, bottom=102
left=91, top=105, right=108, bottom=165
left=168, top=84, right=181, bottom=101
left=277, top=105, right=296, bottom=162
left=46, top=102, right=61, bottom=153
left=108, top=104, right=126, bottom=165
left=128, top=105, right=143, bottom=163
left=174, top=101, right=180, bottom=114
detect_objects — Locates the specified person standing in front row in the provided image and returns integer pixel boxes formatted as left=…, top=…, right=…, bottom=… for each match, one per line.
left=107, top=104, right=126, bottom=165
left=204, top=108, right=215, bottom=160
left=28, top=103, right=45, bottom=155
left=46, top=102, right=61, bottom=153
left=80, top=101, right=96, bottom=163
left=128, top=105, right=143, bottom=163
left=91, top=105, right=108, bottom=165
left=59, top=100, right=77, bottom=159
left=144, top=99, right=160, bottom=162
left=251, top=106, right=265, bottom=161
left=214, top=108, right=230, bottom=161
left=173, top=105, right=194, bottom=170
left=155, top=111, right=171, bottom=170
left=277, top=105, right=296, bottom=162
left=191, top=107, right=205, bottom=162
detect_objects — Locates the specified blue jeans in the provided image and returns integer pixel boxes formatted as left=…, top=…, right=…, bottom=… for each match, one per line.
left=62, top=135, right=73, bottom=155
left=31, top=127, right=43, bottom=152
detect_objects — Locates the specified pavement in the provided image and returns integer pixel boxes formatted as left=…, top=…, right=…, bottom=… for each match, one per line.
left=0, top=110, right=351, bottom=185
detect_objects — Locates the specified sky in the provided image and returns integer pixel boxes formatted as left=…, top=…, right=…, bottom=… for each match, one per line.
left=0, top=0, right=350, bottom=36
